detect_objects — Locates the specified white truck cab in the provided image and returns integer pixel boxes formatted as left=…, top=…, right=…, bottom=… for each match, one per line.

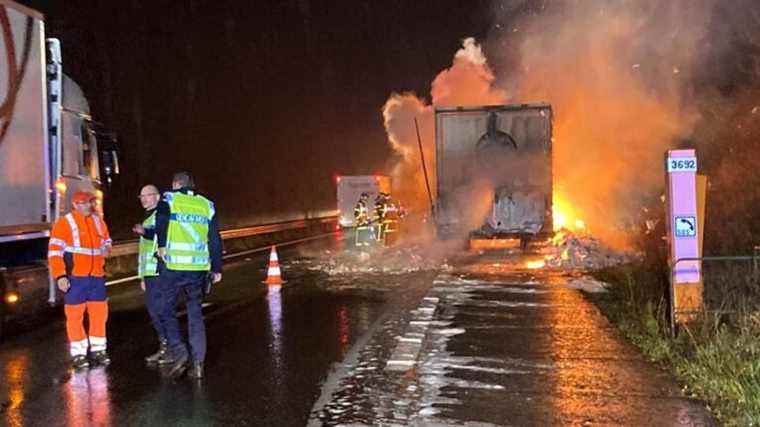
left=0, top=1, right=117, bottom=334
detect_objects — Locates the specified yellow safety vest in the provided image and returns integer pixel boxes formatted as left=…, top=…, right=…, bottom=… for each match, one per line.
left=137, top=211, right=158, bottom=277
left=164, top=191, right=214, bottom=271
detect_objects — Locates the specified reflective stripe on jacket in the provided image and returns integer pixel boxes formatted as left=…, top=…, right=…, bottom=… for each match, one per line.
left=354, top=200, right=369, bottom=226
left=48, top=212, right=112, bottom=278
left=138, top=211, right=158, bottom=277
left=164, top=191, right=213, bottom=271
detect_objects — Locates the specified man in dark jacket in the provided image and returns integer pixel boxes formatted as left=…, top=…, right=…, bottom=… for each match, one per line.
left=155, top=172, right=223, bottom=379
left=132, top=184, right=167, bottom=365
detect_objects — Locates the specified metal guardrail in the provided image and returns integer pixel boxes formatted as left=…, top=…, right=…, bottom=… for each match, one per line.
left=672, top=255, right=759, bottom=280
left=669, top=253, right=760, bottom=335
left=105, top=231, right=339, bottom=287
left=108, top=216, right=337, bottom=258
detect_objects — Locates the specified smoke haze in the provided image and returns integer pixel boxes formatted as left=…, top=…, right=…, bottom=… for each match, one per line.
left=384, top=1, right=717, bottom=248
left=382, top=37, right=507, bottom=222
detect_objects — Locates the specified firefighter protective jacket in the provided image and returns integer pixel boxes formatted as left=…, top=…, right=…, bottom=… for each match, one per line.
left=48, top=212, right=112, bottom=279
left=354, top=200, right=370, bottom=226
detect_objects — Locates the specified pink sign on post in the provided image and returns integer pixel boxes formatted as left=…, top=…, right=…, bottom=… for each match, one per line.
left=667, top=149, right=700, bottom=283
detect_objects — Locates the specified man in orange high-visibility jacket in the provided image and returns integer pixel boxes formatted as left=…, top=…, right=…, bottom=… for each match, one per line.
left=48, top=190, right=113, bottom=369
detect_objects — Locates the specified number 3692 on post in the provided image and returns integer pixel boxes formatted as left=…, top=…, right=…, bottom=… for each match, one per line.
left=667, top=157, right=697, bottom=173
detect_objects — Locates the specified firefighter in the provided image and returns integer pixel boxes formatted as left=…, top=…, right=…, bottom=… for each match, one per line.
left=353, top=192, right=373, bottom=246
left=373, top=192, right=391, bottom=244
left=382, top=195, right=404, bottom=246
left=155, top=172, right=222, bottom=380
left=48, top=190, right=113, bottom=369
left=132, top=184, right=168, bottom=365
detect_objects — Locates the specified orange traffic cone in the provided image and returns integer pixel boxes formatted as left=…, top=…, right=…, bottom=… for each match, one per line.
left=263, top=245, right=286, bottom=285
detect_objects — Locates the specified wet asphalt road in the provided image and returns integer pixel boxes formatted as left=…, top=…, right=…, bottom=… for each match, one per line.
left=0, top=237, right=717, bottom=426
left=0, top=235, right=395, bottom=426
left=311, top=252, right=717, bottom=426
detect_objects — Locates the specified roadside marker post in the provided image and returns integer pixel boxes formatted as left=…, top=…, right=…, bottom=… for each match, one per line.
left=665, top=149, right=706, bottom=332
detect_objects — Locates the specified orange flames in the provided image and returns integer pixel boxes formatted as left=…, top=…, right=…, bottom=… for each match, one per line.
left=384, top=0, right=710, bottom=249
left=553, top=191, right=587, bottom=233
left=525, top=259, right=546, bottom=269
left=510, top=1, right=707, bottom=249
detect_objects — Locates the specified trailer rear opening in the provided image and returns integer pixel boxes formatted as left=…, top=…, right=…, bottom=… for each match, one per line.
left=434, top=104, right=553, bottom=248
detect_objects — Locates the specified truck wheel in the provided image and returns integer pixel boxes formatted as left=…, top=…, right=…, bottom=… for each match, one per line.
left=520, top=236, right=531, bottom=252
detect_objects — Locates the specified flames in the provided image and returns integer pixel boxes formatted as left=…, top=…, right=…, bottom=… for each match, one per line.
left=553, top=191, right=587, bottom=233
left=525, top=260, right=546, bottom=269
left=384, top=0, right=709, bottom=250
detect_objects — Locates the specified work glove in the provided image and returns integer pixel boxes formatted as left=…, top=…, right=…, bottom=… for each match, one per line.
left=57, top=277, right=70, bottom=293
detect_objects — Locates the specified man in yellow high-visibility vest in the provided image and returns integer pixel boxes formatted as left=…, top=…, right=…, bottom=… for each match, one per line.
left=132, top=184, right=167, bottom=365
left=155, top=172, right=223, bottom=380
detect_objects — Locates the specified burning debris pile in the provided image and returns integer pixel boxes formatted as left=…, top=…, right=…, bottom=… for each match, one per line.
left=307, top=245, right=449, bottom=276
left=537, top=229, right=634, bottom=270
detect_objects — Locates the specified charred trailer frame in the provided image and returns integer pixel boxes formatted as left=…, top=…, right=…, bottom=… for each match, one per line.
left=434, top=104, right=554, bottom=246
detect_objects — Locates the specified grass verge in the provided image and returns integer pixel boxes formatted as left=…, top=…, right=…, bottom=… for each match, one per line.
left=588, top=262, right=760, bottom=426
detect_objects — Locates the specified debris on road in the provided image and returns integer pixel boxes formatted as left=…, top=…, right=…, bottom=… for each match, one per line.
left=566, top=276, right=610, bottom=293
left=306, top=245, right=446, bottom=275
left=294, top=228, right=632, bottom=278
left=539, top=229, right=634, bottom=270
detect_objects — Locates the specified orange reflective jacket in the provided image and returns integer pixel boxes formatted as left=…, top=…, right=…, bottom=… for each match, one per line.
left=48, top=212, right=112, bottom=279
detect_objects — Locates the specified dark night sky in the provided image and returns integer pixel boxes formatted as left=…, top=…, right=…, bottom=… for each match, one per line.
left=19, top=0, right=760, bottom=246
left=19, top=0, right=494, bottom=236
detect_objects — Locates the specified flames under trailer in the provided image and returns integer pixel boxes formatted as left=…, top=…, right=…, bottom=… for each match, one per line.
left=434, top=103, right=553, bottom=249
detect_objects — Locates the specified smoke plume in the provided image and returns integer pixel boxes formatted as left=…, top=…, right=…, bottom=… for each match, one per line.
left=384, top=1, right=716, bottom=248
left=382, top=37, right=506, bottom=224
left=501, top=0, right=711, bottom=247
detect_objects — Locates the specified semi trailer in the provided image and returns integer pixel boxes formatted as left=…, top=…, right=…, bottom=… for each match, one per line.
left=434, top=103, right=553, bottom=248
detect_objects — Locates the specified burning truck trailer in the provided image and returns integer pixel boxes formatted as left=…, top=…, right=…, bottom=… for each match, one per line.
left=0, top=0, right=118, bottom=339
left=434, top=104, right=553, bottom=250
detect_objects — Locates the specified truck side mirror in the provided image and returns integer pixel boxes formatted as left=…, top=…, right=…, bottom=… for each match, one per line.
left=99, top=149, right=119, bottom=186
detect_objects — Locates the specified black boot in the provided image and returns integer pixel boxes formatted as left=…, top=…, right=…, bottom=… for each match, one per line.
left=165, top=353, right=189, bottom=378
left=91, top=350, right=111, bottom=366
left=71, top=355, right=90, bottom=370
left=156, top=351, right=176, bottom=366
left=145, top=339, right=168, bottom=365
left=189, top=361, right=204, bottom=379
